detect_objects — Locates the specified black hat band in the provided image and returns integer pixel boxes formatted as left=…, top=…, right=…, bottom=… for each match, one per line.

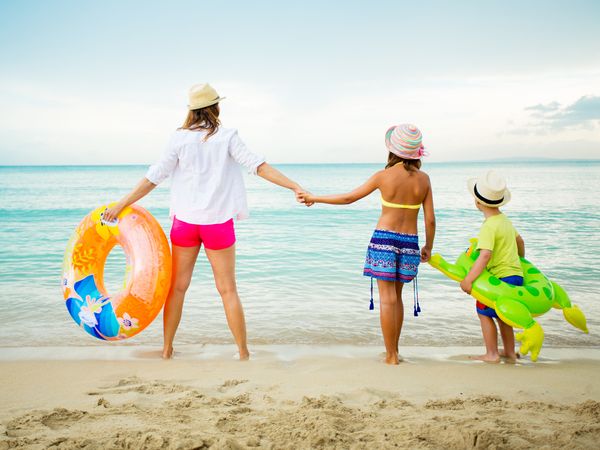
left=474, top=183, right=504, bottom=205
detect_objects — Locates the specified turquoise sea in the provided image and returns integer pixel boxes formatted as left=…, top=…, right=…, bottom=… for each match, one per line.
left=0, top=162, right=599, bottom=348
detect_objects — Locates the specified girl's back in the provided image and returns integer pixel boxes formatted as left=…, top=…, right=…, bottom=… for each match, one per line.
left=376, top=164, right=432, bottom=234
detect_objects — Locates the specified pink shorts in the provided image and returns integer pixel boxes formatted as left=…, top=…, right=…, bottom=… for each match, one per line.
left=170, top=217, right=236, bottom=250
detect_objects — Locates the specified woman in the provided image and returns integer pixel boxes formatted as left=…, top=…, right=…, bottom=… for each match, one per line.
left=299, top=124, right=435, bottom=364
left=104, top=83, right=305, bottom=360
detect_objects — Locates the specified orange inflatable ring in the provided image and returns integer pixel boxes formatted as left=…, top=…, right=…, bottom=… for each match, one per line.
left=61, top=204, right=172, bottom=340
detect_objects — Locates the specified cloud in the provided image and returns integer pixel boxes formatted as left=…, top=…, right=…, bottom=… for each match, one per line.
left=524, top=101, right=561, bottom=117
left=526, top=95, right=600, bottom=129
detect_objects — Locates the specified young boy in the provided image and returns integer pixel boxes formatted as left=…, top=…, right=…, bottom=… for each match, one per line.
left=460, top=170, right=525, bottom=363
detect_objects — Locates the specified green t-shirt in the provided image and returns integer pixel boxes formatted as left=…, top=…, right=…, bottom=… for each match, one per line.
left=477, top=213, right=522, bottom=279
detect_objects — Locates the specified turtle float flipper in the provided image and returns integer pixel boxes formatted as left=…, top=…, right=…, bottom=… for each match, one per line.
left=515, top=323, right=544, bottom=362
left=495, top=297, right=544, bottom=362
left=550, top=281, right=589, bottom=333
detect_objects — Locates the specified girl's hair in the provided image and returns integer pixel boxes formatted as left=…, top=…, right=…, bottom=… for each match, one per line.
left=385, top=152, right=421, bottom=172
left=180, top=103, right=221, bottom=139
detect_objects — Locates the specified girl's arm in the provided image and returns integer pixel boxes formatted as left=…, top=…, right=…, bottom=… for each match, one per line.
left=420, top=179, right=436, bottom=262
left=460, top=249, right=492, bottom=294
left=298, top=172, right=381, bottom=205
left=102, top=178, right=157, bottom=222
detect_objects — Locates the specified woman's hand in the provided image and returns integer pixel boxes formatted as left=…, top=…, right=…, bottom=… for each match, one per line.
left=420, top=246, right=431, bottom=263
left=102, top=202, right=125, bottom=224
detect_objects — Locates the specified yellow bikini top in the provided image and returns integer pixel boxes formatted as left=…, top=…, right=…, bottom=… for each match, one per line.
left=381, top=197, right=421, bottom=209
left=381, top=161, right=422, bottom=209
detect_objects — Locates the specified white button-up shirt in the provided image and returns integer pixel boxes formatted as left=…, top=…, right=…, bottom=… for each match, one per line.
left=145, top=127, right=265, bottom=225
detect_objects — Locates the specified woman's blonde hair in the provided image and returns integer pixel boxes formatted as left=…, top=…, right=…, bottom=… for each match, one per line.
left=181, top=103, right=221, bottom=139
left=385, top=152, right=422, bottom=172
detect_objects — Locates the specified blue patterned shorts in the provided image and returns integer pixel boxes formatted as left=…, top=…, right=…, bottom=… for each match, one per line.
left=363, top=230, right=420, bottom=283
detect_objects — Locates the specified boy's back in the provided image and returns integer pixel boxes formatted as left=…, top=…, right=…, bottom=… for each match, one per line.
left=477, top=213, right=522, bottom=278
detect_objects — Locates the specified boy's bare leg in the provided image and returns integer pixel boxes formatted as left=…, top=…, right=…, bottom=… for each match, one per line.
left=470, top=314, right=500, bottom=363
left=497, top=319, right=518, bottom=361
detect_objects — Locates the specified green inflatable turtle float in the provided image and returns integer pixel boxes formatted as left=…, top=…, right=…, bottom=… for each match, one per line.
left=429, top=238, right=588, bottom=361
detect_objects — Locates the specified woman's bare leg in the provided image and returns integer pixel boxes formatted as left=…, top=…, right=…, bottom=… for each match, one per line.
left=394, top=282, right=405, bottom=353
left=377, top=279, right=399, bottom=365
left=205, top=245, right=250, bottom=360
left=162, top=244, right=201, bottom=359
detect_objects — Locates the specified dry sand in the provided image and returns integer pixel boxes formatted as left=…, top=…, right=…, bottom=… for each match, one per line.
left=1, top=345, right=599, bottom=449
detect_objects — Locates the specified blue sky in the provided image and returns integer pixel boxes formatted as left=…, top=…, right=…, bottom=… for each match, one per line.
left=1, top=0, right=599, bottom=164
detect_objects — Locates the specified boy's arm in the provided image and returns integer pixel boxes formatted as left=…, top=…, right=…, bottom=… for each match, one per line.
left=460, top=250, right=492, bottom=294
left=516, top=235, right=525, bottom=258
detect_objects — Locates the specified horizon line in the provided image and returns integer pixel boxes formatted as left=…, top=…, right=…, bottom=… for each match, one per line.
left=1, top=158, right=600, bottom=168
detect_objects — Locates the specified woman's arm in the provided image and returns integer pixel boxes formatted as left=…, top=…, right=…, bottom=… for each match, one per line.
left=102, top=178, right=157, bottom=222
left=420, top=179, right=436, bottom=262
left=256, top=162, right=302, bottom=192
left=298, top=172, right=381, bottom=205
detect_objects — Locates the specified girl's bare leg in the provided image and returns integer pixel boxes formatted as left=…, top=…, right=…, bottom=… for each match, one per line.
left=205, top=245, right=250, bottom=360
left=163, top=245, right=201, bottom=359
left=470, top=314, right=500, bottom=363
left=377, top=279, right=399, bottom=365
left=394, top=282, right=405, bottom=353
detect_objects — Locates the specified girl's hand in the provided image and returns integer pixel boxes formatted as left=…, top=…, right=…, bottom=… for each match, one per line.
left=102, top=203, right=124, bottom=224
left=296, top=191, right=315, bottom=207
left=420, top=246, right=431, bottom=263
left=460, top=279, right=473, bottom=295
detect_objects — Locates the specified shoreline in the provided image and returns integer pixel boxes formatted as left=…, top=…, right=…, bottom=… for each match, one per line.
left=1, top=344, right=600, bottom=362
left=2, top=345, right=600, bottom=448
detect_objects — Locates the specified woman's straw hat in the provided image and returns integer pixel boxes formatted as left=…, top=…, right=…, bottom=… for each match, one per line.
left=467, top=170, right=511, bottom=207
left=188, top=83, right=225, bottom=110
left=385, top=124, right=426, bottom=160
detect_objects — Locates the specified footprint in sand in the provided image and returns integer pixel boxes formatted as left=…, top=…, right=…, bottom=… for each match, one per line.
left=218, top=379, right=248, bottom=393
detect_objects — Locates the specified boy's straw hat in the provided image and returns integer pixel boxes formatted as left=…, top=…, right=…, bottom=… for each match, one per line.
left=188, top=83, right=225, bottom=110
left=385, top=124, right=426, bottom=160
left=467, top=170, right=511, bottom=207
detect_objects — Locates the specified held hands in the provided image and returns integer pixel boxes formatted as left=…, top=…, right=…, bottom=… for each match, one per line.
left=294, top=188, right=315, bottom=207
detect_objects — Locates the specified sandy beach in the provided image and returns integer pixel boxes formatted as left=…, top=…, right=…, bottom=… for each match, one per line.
left=1, top=346, right=599, bottom=449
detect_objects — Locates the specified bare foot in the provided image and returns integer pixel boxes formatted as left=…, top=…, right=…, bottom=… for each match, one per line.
left=469, top=354, right=500, bottom=363
left=499, top=349, right=520, bottom=360
left=238, top=349, right=250, bottom=361
left=162, top=346, right=173, bottom=359
left=384, top=352, right=400, bottom=365
left=380, top=351, right=404, bottom=362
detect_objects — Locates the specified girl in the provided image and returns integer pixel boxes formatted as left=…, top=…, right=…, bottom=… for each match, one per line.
left=103, top=83, right=305, bottom=360
left=298, top=124, right=435, bottom=364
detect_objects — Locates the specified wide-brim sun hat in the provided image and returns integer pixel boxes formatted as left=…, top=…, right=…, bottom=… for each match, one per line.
left=188, top=83, right=226, bottom=110
left=385, top=123, right=426, bottom=160
left=467, top=170, right=511, bottom=207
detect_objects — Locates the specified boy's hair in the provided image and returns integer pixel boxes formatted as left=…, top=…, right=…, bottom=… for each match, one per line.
left=385, top=152, right=421, bottom=172
left=180, top=103, right=221, bottom=139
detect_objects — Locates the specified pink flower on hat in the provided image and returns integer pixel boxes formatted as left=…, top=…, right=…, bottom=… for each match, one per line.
left=385, top=124, right=426, bottom=160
